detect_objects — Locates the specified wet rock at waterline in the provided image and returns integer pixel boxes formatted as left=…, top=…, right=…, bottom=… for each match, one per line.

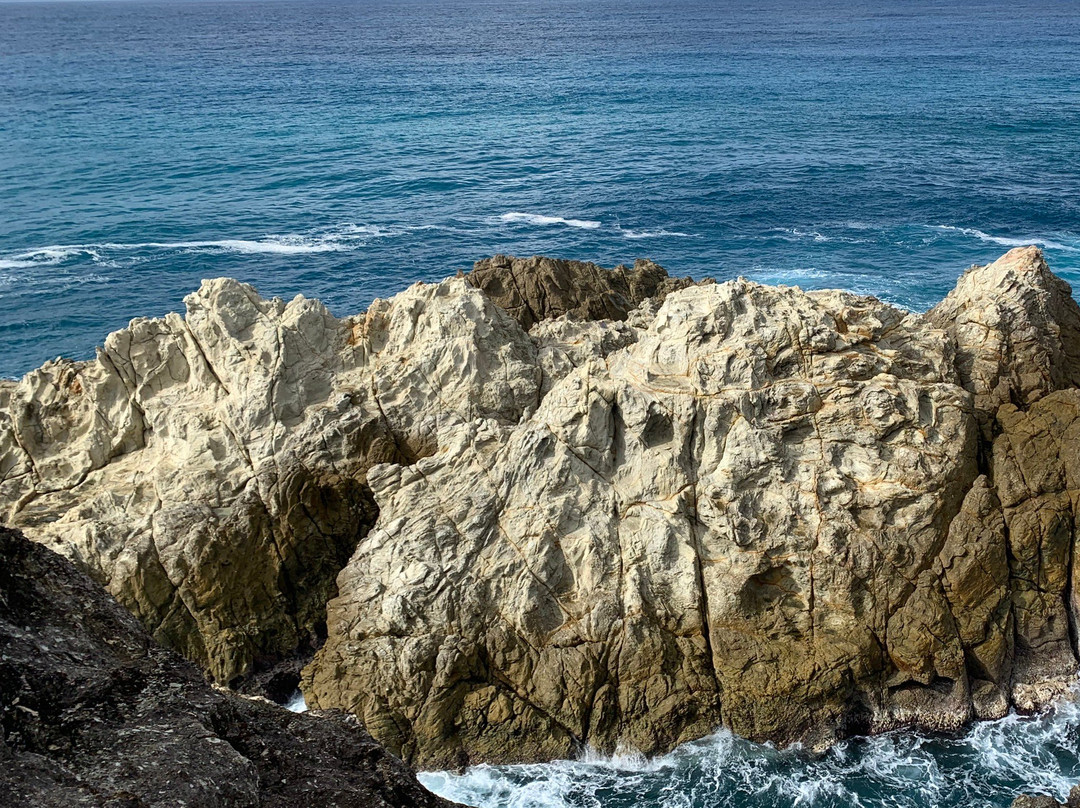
left=1012, top=786, right=1080, bottom=808
left=0, top=526, right=456, bottom=808
left=5, top=248, right=1080, bottom=769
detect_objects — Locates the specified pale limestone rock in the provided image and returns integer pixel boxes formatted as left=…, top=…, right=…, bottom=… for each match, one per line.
left=6, top=247, right=1080, bottom=770
left=303, top=249, right=1080, bottom=767
left=928, top=246, right=1080, bottom=427
left=0, top=276, right=538, bottom=683
left=307, top=279, right=981, bottom=766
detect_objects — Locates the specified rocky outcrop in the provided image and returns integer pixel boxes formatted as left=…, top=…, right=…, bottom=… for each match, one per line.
left=928, top=247, right=1080, bottom=430
left=0, top=276, right=539, bottom=687
left=0, top=525, right=456, bottom=808
left=463, top=255, right=697, bottom=330
left=1012, top=787, right=1080, bottom=808
left=304, top=246, right=1080, bottom=766
left=5, top=247, right=1080, bottom=769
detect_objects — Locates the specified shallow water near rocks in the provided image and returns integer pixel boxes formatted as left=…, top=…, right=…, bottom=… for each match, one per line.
left=420, top=699, right=1080, bottom=808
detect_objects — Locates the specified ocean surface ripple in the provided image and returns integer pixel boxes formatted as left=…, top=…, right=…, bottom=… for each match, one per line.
left=2, top=0, right=1079, bottom=378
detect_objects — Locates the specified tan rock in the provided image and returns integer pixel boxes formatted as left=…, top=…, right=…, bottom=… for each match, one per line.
left=927, top=245, right=1080, bottom=429
left=464, top=254, right=697, bottom=330
left=6, top=247, right=1080, bottom=770
left=0, top=276, right=538, bottom=684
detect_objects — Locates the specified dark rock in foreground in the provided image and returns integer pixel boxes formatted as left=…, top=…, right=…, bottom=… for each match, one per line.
left=0, top=525, right=456, bottom=808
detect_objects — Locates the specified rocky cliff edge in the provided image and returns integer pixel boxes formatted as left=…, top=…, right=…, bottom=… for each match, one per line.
left=0, top=524, right=456, bottom=807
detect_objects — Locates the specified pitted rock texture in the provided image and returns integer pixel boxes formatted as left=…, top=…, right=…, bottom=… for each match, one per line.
left=1011, top=786, right=1080, bottom=808
left=303, top=247, right=1080, bottom=767
left=0, top=526, right=456, bottom=808
left=6, top=247, right=1080, bottom=769
left=928, top=248, right=1080, bottom=432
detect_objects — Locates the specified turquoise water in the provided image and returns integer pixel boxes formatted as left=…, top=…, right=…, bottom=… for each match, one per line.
left=4, top=1, right=1080, bottom=804
left=2, top=0, right=1080, bottom=379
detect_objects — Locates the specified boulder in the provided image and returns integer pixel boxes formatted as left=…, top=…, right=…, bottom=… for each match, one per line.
left=464, top=254, right=697, bottom=330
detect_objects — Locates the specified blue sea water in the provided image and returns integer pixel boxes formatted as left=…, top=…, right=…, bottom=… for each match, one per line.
left=3, top=1, right=1080, bottom=805
left=2, top=0, right=1080, bottom=380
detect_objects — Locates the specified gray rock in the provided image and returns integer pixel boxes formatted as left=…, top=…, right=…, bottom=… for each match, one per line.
left=0, top=525, right=457, bottom=808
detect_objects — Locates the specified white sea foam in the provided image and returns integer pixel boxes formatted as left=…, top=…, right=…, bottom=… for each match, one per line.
left=0, top=224, right=406, bottom=269
left=618, top=227, right=694, bottom=239
left=930, top=225, right=1080, bottom=253
left=421, top=690, right=1080, bottom=808
left=0, top=246, right=102, bottom=269
left=284, top=690, right=308, bottom=713
left=746, top=266, right=833, bottom=284
left=500, top=212, right=603, bottom=230
left=774, top=227, right=871, bottom=245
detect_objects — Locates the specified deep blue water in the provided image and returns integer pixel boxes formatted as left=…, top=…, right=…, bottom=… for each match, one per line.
left=3, top=2, right=1080, bottom=804
left=2, top=0, right=1080, bottom=380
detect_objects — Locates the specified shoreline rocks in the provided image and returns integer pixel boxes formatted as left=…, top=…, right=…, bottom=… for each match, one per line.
left=5, top=248, right=1080, bottom=769
left=0, top=525, right=456, bottom=807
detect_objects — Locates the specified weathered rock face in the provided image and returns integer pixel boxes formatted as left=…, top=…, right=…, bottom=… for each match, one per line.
left=304, top=277, right=982, bottom=765
left=464, top=255, right=697, bottom=331
left=0, top=525, right=456, bottom=808
left=0, top=275, right=539, bottom=686
left=303, top=246, right=1080, bottom=766
left=1012, top=786, right=1080, bottom=808
left=5, top=246, right=1080, bottom=770
left=928, top=247, right=1080, bottom=429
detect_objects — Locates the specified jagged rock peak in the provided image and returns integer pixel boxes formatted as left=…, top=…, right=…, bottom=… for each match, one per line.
left=0, top=525, right=456, bottom=808
left=928, top=245, right=1080, bottom=420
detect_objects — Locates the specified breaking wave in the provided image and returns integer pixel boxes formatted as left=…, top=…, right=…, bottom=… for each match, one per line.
left=420, top=696, right=1080, bottom=808
left=0, top=224, right=420, bottom=270
left=929, top=226, right=1080, bottom=253
left=284, top=690, right=309, bottom=713
left=500, top=212, right=603, bottom=230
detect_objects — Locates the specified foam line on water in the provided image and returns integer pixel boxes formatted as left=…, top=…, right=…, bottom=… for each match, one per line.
left=500, top=212, right=603, bottom=230
left=420, top=692, right=1080, bottom=808
left=618, top=227, right=694, bottom=239
left=929, top=225, right=1080, bottom=253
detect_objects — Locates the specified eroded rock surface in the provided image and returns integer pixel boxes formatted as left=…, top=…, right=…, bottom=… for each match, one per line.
left=464, top=255, right=698, bottom=330
left=0, top=525, right=456, bottom=808
left=5, top=247, right=1080, bottom=769
left=1011, top=786, right=1080, bottom=808
left=0, top=275, right=539, bottom=686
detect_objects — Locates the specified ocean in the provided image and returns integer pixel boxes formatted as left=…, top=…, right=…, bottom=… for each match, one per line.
left=3, top=0, right=1080, bottom=805
left=3, top=0, right=1080, bottom=381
